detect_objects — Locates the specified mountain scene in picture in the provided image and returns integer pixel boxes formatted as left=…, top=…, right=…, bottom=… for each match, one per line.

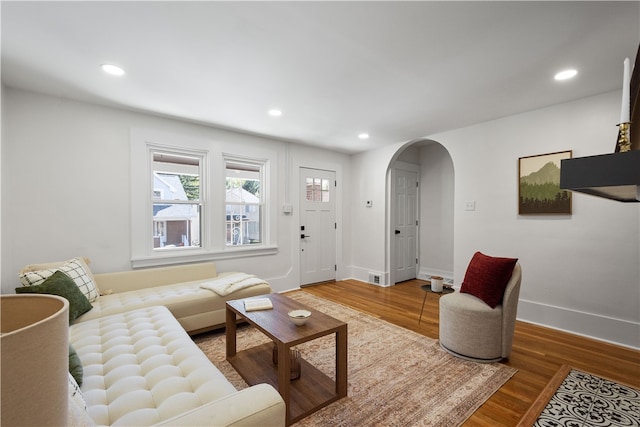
left=519, top=160, right=571, bottom=214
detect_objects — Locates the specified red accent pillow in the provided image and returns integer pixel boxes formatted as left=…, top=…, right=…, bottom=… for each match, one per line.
left=460, top=252, right=518, bottom=308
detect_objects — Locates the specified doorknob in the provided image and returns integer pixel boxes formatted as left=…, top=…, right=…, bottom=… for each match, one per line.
left=301, top=234, right=311, bottom=239
left=395, top=230, right=400, bottom=234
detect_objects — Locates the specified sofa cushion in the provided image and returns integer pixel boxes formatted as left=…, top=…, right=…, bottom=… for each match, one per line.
left=69, top=306, right=237, bottom=426
left=460, top=251, right=518, bottom=308
left=19, top=257, right=100, bottom=302
left=15, top=271, right=92, bottom=321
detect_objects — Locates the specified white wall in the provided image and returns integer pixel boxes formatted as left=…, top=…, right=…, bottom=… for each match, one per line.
left=0, top=84, right=4, bottom=284
left=396, top=145, right=420, bottom=164
left=431, top=90, right=639, bottom=348
left=350, top=143, right=401, bottom=285
left=418, top=142, right=454, bottom=280
left=1, top=88, right=351, bottom=294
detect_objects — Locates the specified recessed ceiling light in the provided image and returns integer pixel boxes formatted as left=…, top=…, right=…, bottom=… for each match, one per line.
left=358, top=133, right=369, bottom=140
left=268, top=109, right=283, bottom=117
left=554, top=69, right=577, bottom=81
left=101, top=64, right=125, bottom=76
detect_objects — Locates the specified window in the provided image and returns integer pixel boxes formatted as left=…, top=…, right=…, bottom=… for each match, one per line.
left=225, top=158, right=263, bottom=246
left=306, top=177, right=331, bottom=202
left=151, top=151, right=203, bottom=250
left=131, top=129, right=278, bottom=268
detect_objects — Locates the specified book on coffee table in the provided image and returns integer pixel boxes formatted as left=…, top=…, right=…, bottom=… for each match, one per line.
left=244, top=297, right=273, bottom=312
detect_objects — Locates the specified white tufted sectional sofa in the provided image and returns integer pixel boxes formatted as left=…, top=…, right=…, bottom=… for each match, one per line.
left=18, top=259, right=285, bottom=426
left=69, top=305, right=284, bottom=426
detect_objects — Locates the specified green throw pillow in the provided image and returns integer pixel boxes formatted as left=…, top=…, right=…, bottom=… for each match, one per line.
left=16, top=270, right=92, bottom=322
left=69, top=344, right=83, bottom=386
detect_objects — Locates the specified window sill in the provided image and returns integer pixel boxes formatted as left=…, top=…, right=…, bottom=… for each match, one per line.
left=131, top=245, right=279, bottom=269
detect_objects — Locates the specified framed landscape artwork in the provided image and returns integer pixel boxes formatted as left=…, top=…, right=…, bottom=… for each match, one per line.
left=518, top=150, right=572, bottom=215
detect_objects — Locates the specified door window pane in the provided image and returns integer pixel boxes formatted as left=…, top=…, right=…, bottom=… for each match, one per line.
left=305, top=176, right=330, bottom=202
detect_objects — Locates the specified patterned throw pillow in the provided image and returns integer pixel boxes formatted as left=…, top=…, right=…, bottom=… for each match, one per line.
left=18, top=257, right=100, bottom=302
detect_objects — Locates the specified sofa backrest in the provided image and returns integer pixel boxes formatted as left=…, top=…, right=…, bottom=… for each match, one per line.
left=94, top=261, right=218, bottom=294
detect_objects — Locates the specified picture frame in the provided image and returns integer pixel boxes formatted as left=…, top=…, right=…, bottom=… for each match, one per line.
left=518, top=150, right=572, bottom=215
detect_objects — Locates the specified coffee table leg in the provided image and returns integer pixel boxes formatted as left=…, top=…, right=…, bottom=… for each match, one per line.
left=226, top=306, right=237, bottom=358
left=276, top=342, right=291, bottom=424
left=336, top=325, right=348, bottom=397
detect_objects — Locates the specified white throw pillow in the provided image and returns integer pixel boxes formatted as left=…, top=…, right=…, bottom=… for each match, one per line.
left=68, top=372, right=87, bottom=411
left=68, top=372, right=96, bottom=426
left=19, top=257, right=100, bottom=302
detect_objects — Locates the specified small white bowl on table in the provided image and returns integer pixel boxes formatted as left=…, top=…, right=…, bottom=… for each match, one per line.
left=288, top=309, right=311, bottom=326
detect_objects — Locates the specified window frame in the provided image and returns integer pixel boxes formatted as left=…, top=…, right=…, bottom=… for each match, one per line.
left=151, top=149, right=204, bottom=251
left=130, top=130, right=277, bottom=268
left=142, top=144, right=209, bottom=257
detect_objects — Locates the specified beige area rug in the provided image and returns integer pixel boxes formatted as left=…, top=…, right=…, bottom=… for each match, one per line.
left=193, top=292, right=516, bottom=426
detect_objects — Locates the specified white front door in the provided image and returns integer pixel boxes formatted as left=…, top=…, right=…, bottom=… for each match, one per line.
left=394, top=168, right=418, bottom=283
left=300, top=168, right=336, bottom=286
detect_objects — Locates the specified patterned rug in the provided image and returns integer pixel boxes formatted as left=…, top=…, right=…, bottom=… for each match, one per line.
left=194, top=292, right=516, bottom=426
left=529, top=365, right=640, bottom=427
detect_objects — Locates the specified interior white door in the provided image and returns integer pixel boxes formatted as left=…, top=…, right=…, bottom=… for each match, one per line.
left=300, top=168, right=336, bottom=286
left=394, top=168, right=418, bottom=283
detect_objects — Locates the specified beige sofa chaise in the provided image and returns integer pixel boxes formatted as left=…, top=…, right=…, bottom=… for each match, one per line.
left=69, top=305, right=285, bottom=426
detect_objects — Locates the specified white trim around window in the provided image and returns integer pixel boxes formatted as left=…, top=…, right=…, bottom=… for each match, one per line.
left=130, top=129, right=278, bottom=268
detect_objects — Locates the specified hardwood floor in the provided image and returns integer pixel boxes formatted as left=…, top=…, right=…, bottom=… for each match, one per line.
left=289, top=278, right=640, bottom=426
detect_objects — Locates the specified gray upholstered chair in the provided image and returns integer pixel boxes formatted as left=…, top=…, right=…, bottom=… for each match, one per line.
left=439, top=263, right=522, bottom=362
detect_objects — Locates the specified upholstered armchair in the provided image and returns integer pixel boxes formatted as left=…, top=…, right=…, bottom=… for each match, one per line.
left=439, top=252, right=522, bottom=363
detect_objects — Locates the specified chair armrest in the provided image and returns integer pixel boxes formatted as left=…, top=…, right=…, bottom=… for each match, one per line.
left=154, top=384, right=285, bottom=427
left=501, top=263, right=522, bottom=357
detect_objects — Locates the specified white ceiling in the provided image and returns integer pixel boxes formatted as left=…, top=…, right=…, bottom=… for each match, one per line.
left=2, top=1, right=639, bottom=154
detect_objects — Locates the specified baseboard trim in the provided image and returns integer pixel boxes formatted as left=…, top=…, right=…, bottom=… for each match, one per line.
left=300, top=279, right=336, bottom=288
left=350, top=266, right=389, bottom=286
left=517, top=299, right=640, bottom=350
left=417, top=268, right=454, bottom=285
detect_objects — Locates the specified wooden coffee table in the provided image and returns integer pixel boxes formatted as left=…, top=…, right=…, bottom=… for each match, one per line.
left=226, top=293, right=348, bottom=426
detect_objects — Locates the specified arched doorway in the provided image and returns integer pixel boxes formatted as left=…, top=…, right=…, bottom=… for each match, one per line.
left=387, top=139, right=455, bottom=285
